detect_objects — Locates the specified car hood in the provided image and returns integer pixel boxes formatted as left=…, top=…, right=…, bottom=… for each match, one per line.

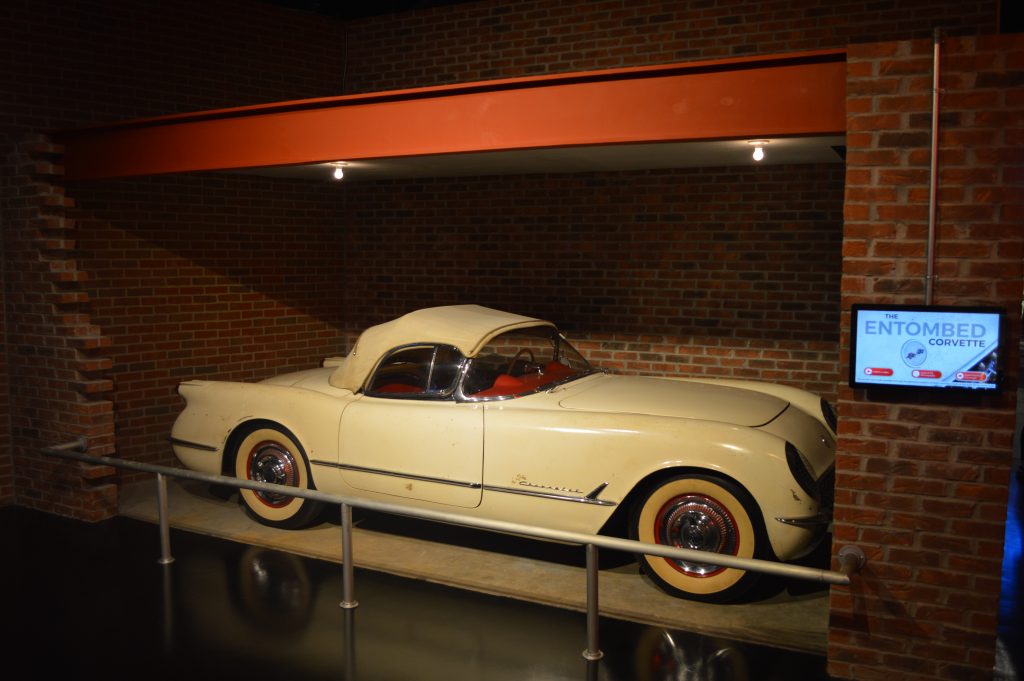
left=557, top=374, right=788, bottom=427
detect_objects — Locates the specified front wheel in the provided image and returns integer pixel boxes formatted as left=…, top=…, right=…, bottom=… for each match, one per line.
left=630, top=473, right=766, bottom=603
left=231, top=421, right=324, bottom=529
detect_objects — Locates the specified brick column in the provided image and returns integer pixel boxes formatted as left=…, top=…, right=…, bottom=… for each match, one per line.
left=829, top=36, right=1023, bottom=681
left=3, top=136, right=116, bottom=520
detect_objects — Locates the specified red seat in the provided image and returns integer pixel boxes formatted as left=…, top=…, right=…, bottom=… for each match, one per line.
left=472, top=374, right=525, bottom=398
left=375, top=383, right=424, bottom=394
left=544, top=361, right=573, bottom=379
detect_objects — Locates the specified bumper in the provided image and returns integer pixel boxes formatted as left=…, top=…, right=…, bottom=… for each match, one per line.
left=169, top=437, right=222, bottom=475
left=765, top=465, right=834, bottom=560
left=775, top=511, right=831, bottom=529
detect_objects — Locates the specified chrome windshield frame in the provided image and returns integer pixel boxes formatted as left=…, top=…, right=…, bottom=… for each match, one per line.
left=455, top=327, right=595, bottom=403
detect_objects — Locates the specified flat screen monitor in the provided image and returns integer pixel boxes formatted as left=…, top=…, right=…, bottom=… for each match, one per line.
left=849, top=304, right=1004, bottom=392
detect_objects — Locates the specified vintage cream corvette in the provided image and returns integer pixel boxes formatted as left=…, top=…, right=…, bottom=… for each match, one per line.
left=171, top=305, right=836, bottom=602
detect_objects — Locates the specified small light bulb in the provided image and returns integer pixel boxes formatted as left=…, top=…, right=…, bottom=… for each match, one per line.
left=752, top=146, right=765, bottom=162
left=333, top=166, right=344, bottom=180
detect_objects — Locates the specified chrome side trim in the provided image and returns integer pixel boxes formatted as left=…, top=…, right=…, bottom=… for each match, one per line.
left=484, top=483, right=617, bottom=507
left=168, top=437, right=218, bottom=452
left=313, top=459, right=615, bottom=507
left=312, top=460, right=482, bottom=490
left=774, top=512, right=832, bottom=528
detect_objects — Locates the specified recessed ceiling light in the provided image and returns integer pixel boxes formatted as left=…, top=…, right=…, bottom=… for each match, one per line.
left=747, top=140, right=770, bottom=162
left=329, top=161, right=347, bottom=180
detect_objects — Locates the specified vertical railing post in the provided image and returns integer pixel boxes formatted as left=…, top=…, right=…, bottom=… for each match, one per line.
left=343, top=608, right=357, bottom=681
left=582, top=543, right=603, bottom=661
left=156, top=473, right=175, bottom=565
left=340, top=503, right=359, bottom=609
left=160, top=556, right=175, bottom=655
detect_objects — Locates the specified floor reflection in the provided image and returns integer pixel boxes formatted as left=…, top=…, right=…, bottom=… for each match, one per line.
left=2, top=508, right=831, bottom=681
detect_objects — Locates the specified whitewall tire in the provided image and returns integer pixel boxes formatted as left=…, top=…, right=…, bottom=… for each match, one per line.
left=630, top=473, right=765, bottom=603
left=231, top=421, right=323, bottom=529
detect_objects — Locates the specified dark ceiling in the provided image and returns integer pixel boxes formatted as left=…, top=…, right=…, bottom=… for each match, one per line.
left=239, top=0, right=1017, bottom=181
left=263, top=0, right=1023, bottom=33
left=261, top=0, right=477, bottom=20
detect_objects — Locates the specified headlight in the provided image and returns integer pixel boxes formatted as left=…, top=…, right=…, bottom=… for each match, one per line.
left=786, top=442, right=820, bottom=501
left=820, top=398, right=837, bottom=434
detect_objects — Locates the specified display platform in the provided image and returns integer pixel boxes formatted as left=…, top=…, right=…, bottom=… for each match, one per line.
left=119, top=478, right=830, bottom=654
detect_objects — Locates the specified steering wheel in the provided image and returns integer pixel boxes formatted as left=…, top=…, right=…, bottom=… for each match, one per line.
left=506, top=348, right=535, bottom=375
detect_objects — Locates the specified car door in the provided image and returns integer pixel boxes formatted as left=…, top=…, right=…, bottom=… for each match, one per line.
left=338, top=344, right=484, bottom=508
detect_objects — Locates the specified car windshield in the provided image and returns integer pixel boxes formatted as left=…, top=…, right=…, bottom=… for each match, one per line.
left=462, top=326, right=594, bottom=399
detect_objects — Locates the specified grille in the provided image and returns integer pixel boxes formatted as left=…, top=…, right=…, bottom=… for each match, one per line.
left=820, top=398, right=838, bottom=433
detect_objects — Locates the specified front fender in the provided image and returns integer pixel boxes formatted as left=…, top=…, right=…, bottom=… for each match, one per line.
left=675, top=377, right=835, bottom=436
left=482, top=402, right=821, bottom=559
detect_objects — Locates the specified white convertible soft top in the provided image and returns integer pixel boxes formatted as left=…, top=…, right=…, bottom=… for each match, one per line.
left=329, top=305, right=554, bottom=391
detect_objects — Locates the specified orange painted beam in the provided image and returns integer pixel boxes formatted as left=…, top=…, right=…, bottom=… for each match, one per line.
left=58, top=50, right=846, bottom=181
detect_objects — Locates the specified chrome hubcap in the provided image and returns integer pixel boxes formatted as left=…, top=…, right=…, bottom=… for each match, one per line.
left=657, top=494, right=738, bottom=576
left=248, top=441, right=297, bottom=508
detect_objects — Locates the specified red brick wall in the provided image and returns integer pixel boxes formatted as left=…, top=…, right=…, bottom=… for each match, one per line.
left=1, top=10, right=1017, bottom=681
left=1, top=0, right=349, bottom=510
left=0, top=0, right=349, bottom=127
left=64, top=164, right=841, bottom=477
left=0, top=0, right=1001, bottom=515
left=70, top=174, right=350, bottom=474
left=1, top=138, right=117, bottom=519
left=343, top=0, right=998, bottom=93
left=830, top=34, right=1023, bottom=681
left=576, top=332, right=840, bottom=399
left=342, top=166, right=845, bottom=398
left=2, top=0, right=993, bottom=132
left=342, top=167, right=843, bottom=338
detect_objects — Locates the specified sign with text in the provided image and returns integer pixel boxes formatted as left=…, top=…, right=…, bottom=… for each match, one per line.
left=850, top=305, right=1004, bottom=392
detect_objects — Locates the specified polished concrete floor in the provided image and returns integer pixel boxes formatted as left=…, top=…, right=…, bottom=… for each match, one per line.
left=1, top=507, right=833, bottom=681
left=118, top=478, right=833, bottom=654
left=3, top=436, right=1019, bottom=680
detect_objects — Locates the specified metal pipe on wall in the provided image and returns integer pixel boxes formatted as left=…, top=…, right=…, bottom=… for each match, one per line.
left=925, top=28, right=942, bottom=305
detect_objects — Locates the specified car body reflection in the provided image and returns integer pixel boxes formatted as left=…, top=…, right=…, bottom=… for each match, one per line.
left=168, top=541, right=829, bottom=681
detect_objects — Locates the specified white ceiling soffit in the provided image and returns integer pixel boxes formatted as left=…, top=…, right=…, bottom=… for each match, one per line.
left=232, top=136, right=846, bottom=182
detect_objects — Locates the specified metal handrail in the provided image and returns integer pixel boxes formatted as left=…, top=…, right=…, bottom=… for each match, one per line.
left=42, top=439, right=861, bottom=660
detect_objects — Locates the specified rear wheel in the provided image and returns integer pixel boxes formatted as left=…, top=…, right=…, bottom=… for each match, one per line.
left=231, top=421, right=323, bottom=529
left=630, top=473, right=765, bottom=603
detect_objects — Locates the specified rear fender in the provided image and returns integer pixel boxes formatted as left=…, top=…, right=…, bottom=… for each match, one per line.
left=171, top=380, right=349, bottom=474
